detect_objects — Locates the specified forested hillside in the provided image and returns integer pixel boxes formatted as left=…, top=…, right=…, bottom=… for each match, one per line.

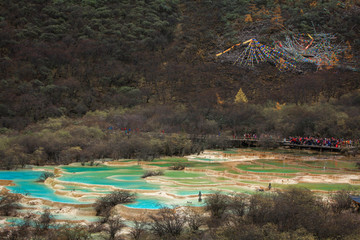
left=0, top=0, right=359, bottom=133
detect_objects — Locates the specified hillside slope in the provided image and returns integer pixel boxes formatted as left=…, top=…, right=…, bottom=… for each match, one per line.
left=0, top=0, right=359, bottom=129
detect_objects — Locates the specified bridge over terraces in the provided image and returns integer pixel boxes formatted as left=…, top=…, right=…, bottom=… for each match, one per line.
left=119, top=130, right=357, bottom=153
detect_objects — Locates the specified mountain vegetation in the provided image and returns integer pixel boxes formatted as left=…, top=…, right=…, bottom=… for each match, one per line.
left=0, top=0, right=359, bottom=128
left=0, top=1, right=360, bottom=169
left=1, top=2, right=360, bottom=238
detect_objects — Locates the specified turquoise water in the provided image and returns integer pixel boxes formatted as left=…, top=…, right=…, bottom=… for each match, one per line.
left=58, top=165, right=161, bottom=190
left=61, top=165, right=123, bottom=173
left=0, top=170, right=81, bottom=204
left=174, top=189, right=214, bottom=196
left=61, top=185, right=110, bottom=193
left=125, top=197, right=168, bottom=209
left=0, top=167, right=164, bottom=206
left=125, top=194, right=206, bottom=209
left=0, top=166, right=223, bottom=209
left=110, top=175, right=141, bottom=181
left=192, top=157, right=227, bottom=162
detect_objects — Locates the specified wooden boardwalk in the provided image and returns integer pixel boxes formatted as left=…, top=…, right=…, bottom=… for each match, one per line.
left=227, top=138, right=355, bottom=152
left=144, top=133, right=357, bottom=152
left=188, top=135, right=356, bottom=152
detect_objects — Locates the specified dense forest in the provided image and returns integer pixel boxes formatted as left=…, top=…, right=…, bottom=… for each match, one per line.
left=0, top=0, right=360, bottom=167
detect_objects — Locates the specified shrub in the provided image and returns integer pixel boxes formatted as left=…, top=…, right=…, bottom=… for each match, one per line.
left=228, top=194, right=248, bottom=218
left=271, top=187, right=326, bottom=233
left=35, top=209, right=53, bottom=231
left=330, top=190, right=353, bottom=213
left=141, top=170, right=163, bottom=178
left=257, top=138, right=280, bottom=149
left=205, top=192, right=230, bottom=219
left=95, top=190, right=136, bottom=216
left=149, top=208, right=186, bottom=237
left=129, top=220, right=148, bottom=240
left=168, top=162, right=186, bottom=170
left=106, top=216, right=125, bottom=240
left=37, top=172, right=55, bottom=182
left=56, top=225, right=91, bottom=240
left=247, top=193, right=274, bottom=225
left=0, top=192, right=22, bottom=216
left=183, top=208, right=205, bottom=232
left=356, top=161, right=360, bottom=170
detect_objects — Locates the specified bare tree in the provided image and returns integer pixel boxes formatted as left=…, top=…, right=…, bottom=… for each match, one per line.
left=95, top=190, right=136, bottom=217
left=331, top=190, right=353, bottom=213
left=183, top=207, right=205, bottom=232
left=0, top=192, right=21, bottom=216
left=149, top=207, right=186, bottom=238
left=205, top=192, right=230, bottom=219
left=106, top=216, right=125, bottom=240
left=129, top=219, right=147, bottom=240
left=35, top=209, right=53, bottom=231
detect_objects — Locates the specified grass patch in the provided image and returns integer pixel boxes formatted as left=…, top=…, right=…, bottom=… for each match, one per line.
left=237, top=164, right=299, bottom=173
left=210, top=167, right=228, bottom=171
left=164, top=171, right=205, bottom=178
left=281, top=183, right=360, bottom=191
left=217, top=177, right=230, bottom=181
left=192, top=157, right=227, bottom=162
left=308, top=171, right=340, bottom=175
left=222, top=150, right=239, bottom=154
left=175, top=178, right=217, bottom=185
left=256, top=160, right=313, bottom=169
left=238, top=180, right=266, bottom=185
left=186, top=162, right=222, bottom=168
left=217, top=186, right=254, bottom=194
left=148, top=163, right=173, bottom=167
left=303, top=160, right=357, bottom=169
left=269, top=175, right=296, bottom=179
left=228, top=170, right=243, bottom=175
left=153, top=157, right=188, bottom=162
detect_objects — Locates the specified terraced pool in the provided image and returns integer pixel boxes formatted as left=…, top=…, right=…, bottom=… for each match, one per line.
left=0, top=165, right=214, bottom=209
left=0, top=170, right=83, bottom=204
left=1, top=149, right=360, bottom=211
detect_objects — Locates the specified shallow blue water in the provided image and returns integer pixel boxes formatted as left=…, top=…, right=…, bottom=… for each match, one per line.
left=61, top=166, right=123, bottom=173
left=0, top=167, right=209, bottom=208
left=125, top=194, right=206, bottom=209
left=59, top=174, right=161, bottom=190
left=58, top=166, right=161, bottom=190
left=0, top=168, right=162, bottom=205
left=174, top=189, right=214, bottom=196
left=125, top=198, right=168, bottom=209
left=0, top=170, right=82, bottom=204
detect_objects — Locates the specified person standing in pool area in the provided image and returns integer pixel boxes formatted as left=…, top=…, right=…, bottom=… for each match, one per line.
left=198, top=191, right=202, bottom=202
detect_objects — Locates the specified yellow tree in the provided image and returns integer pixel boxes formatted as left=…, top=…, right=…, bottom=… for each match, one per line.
left=216, top=93, right=224, bottom=105
left=234, top=88, right=248, bottom=104
left=244, top=14, right=253, bottom=23
left=271, top=5, right=284, bottom=26
left=275, top=102, right=286, bottom=110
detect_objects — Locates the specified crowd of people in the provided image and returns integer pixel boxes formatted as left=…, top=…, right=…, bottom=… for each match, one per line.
left=109, top=127, right=358, bottom=148
left=287, top=137, right=356, bottom=148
